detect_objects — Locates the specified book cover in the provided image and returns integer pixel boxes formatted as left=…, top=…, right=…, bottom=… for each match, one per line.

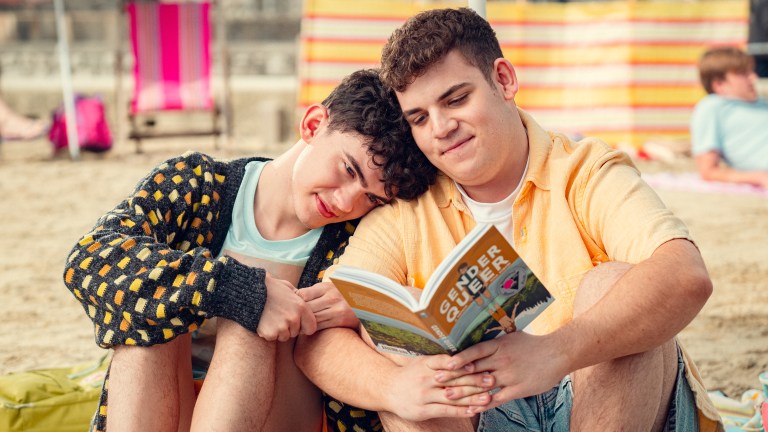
left=330, top=224, right=554, bottom=356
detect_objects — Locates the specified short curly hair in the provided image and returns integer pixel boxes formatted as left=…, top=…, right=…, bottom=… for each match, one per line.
left=322, top=69, right=436, bottom=201
left=381, top=8, right=503, bottom=92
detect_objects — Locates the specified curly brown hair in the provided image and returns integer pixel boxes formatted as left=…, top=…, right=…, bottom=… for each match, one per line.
left=381, top=8, right=503, bottom=92
left=698, top=46, right=755, bottom=94
left=322, top=69, right=437, bottom=200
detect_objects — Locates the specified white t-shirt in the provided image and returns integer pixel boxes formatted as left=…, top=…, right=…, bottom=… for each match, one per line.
left=455, top=158, right=529, bottom=248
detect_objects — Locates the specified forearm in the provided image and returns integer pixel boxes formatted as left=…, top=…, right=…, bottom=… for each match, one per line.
left=295, top=328, right=397, bottom=412
left=700, top=165, right=768, bottom=187
left=696, top=151, right=768, bottom=187
left=557, top=239, right=712, bottom=372
left=65, top=245, right=265, bottom=347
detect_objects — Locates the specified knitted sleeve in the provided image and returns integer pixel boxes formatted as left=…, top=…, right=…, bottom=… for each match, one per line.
left=63, top=152, right=267, bottom=348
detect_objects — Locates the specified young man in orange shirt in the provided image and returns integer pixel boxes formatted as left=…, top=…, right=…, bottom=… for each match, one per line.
left=297, top=8, right=720, bottom=432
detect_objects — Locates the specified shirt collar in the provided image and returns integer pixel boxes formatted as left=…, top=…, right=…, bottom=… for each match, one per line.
left=518, top=108, right=553, bottom=193
left=432, top=173, right=465, bottom=210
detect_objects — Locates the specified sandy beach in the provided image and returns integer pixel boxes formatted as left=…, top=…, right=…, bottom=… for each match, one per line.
left=1, top=135, right=766, bottom=399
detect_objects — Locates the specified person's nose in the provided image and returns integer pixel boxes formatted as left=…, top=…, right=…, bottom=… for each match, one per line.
left=431, top=110, right=457, bottom=140
left=334, top=183, right=364, bottom=214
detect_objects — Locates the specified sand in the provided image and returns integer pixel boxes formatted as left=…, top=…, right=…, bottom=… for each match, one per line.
left=1, top=136, right=766, bottom=398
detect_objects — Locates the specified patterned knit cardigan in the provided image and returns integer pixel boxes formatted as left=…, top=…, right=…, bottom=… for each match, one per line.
left=63, top=151, right=374, bottom=431
left=64, top=151, right=361, bottom=346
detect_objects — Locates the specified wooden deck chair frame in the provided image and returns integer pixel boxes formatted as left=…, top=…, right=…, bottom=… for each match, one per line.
left=115, top=0, right=232, bottom=153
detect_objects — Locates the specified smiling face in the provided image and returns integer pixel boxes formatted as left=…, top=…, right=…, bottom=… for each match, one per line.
left=396, top=50, right=528, bottom=202
left=291, top=108, right=389, bottom=229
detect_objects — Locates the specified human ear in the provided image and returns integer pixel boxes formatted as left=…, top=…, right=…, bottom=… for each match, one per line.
left=493, top=58, right=519, bottom=100
left=299, top=104, right=329, bottom=143
left=711, top=78, right=726, bottom=95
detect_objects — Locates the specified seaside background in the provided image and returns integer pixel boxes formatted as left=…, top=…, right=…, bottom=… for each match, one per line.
left=0, top=0, right=767, bottom=405
left=1, top=135, right=767, bottom=399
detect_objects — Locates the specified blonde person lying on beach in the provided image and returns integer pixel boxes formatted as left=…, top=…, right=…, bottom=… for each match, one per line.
left=62, top=69, right=438, bottom=431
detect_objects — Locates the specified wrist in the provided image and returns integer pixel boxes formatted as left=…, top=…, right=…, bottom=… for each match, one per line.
left=545, top=328, right=581, bottom=376
left=380, top=366, right=403, bottom=413
left=360, top=349, right=402, bottom=412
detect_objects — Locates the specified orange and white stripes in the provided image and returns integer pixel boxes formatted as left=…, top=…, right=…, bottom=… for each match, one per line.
left=299, top=0, right=748, bottom=148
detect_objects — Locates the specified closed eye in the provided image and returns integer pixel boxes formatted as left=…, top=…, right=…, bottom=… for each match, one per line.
left=448, top=93, right=468, bottom=106
left=409, top=113, right=427, bottom=126
left=367, top=193, right=384, bottom=206
left=344, top=153, right=387, bottom=205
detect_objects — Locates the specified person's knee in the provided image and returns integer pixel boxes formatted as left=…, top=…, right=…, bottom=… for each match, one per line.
left=573, top=261, right=632, bottom=316
left=108, top=338, right=189, bottom=423
left=215, top=318, right=262, bottom=345
left=213, top=319, right=277, bottom=363
left=112, top=336, right=184, bottom=369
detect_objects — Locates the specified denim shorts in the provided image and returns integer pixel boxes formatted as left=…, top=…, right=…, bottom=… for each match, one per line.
left=477, top=347, right=697, bottom=432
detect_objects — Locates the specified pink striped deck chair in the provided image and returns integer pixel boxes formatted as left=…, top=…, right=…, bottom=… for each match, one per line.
left=125, top=1, right=228, bottom=152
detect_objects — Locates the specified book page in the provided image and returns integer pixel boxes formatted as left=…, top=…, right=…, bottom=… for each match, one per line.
left=331, top=267, right=418, bottom=308
left=356, top=311, right=447, bottom=356
left=332, top=278, right=429, bottom=331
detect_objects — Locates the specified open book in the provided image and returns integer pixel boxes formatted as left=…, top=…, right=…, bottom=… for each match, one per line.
left=330, top=224, right=554, bottom=357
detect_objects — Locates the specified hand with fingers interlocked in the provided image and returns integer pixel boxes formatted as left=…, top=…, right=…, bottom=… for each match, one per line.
left=436, top=331, right=569, bottom=413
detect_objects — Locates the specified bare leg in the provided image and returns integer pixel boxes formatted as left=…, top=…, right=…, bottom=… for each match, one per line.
left=106, top=335, right=192, bottom=432
left=191, top=318, right=324, bottom=431
left=570, top=262, right=678, bottom=432
left=380, top=412, right=476, bottom=432
left=176, top=335, right=196, bottom=432
left=191, top=318, right=276, bottom=431
left=262, top=339, right=324, bottom=431
left=0, top=97, right=46, bottom=140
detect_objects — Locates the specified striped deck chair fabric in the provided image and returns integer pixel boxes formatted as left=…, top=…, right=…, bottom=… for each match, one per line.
left=300, top=0, right=748, bottom=149
left=128, top=1, right=214, bottom=114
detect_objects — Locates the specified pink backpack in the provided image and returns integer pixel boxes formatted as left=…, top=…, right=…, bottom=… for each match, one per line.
left=48, top=95, right=113, bottom=152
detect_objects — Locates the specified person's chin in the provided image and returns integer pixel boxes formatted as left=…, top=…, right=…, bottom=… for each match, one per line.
left=293, top=206, right=318, bottom=230
left=299, top=214, right=322, bottom=230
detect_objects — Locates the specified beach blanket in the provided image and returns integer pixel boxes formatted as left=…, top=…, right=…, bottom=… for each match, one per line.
left=709, top=390, right=766, bottom=431
left=642, top=172, right=768, bottom=198
left=708, top=372, right=768, bottom=432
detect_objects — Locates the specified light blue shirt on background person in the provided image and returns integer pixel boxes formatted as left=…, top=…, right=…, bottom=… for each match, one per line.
left=690, top=94, right=768, bottom=171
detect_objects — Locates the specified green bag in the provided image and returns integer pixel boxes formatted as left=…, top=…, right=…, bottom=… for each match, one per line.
left=0, top=355, right=109, bottom=432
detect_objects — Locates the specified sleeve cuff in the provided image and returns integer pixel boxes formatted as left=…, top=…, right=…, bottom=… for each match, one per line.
left=207, top=259, right=267, bottom=332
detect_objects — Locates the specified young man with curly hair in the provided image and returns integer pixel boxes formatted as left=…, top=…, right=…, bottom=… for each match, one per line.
left=297, top=8, right=721, bottom=432
left=63, top=69, right=436, bottom=431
